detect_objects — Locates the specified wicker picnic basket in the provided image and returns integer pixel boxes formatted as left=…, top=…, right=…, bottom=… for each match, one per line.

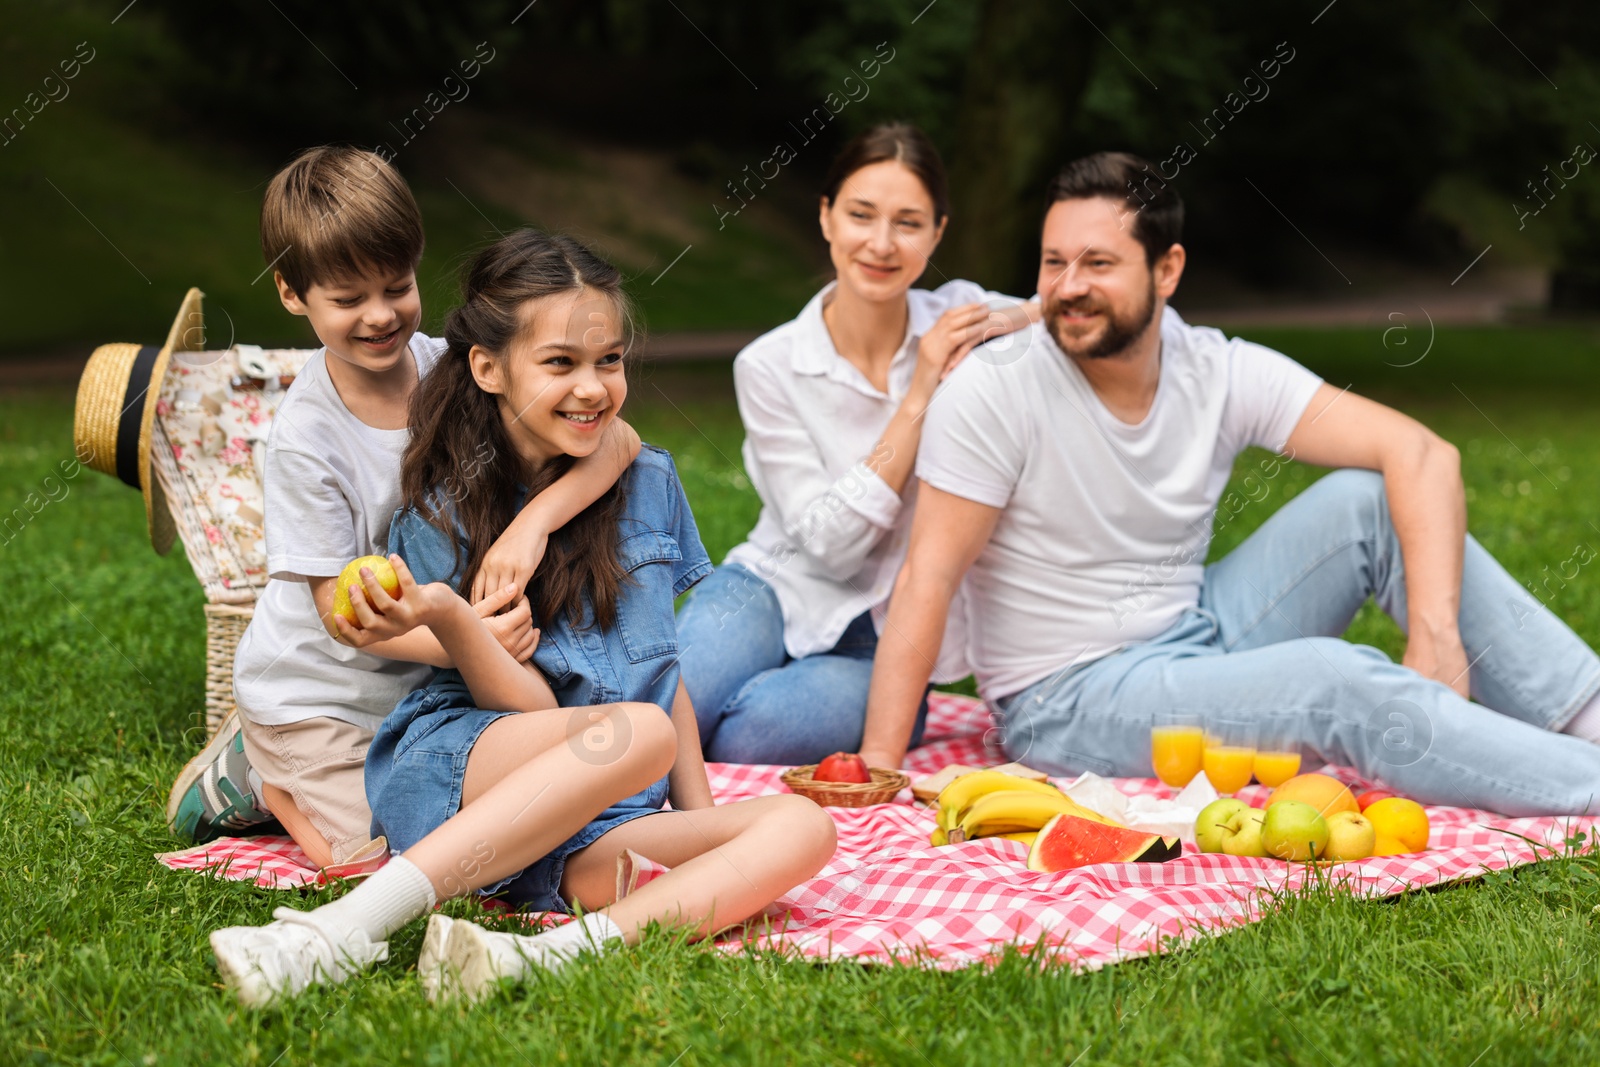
left=781, top=765, right=911, bottom=807
left=76, top=289, right=317, bottom=738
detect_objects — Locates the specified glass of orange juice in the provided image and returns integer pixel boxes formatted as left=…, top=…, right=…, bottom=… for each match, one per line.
left=1253, top=712, right=1302, bottom=788
left=1151, top=711, right=1205, bottom=791
left=1203, top=717, right=1257, bottom=796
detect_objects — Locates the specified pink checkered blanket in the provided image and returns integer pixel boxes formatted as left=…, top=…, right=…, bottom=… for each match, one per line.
left=159, top=694, right=1597, bottom=970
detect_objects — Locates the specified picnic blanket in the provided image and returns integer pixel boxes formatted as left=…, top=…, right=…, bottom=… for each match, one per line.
left=159, top=693, right=1598, bottom=971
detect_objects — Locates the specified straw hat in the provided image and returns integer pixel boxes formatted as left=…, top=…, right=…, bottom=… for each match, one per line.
left=74, top=288, right=206, bottom=554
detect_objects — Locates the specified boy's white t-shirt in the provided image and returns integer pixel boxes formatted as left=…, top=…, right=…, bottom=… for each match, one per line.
left=233, top=333, right=448, bottom=732
left=916, top=307, right=1324, bottom=702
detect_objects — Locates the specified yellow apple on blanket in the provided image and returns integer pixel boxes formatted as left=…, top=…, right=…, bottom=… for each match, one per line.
left=1194, top=799, right=1269, bottom=857
left=1222, top=809, right=1268, bottom=858
left=1322, top=810, right=1377, bottom=861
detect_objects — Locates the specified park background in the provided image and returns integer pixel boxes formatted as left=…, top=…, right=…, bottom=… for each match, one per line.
left=4, top=2, right=1600, bottom=1064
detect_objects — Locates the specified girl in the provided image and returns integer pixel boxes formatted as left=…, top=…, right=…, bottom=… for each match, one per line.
left=676, top=122, right=1039, bottom=765
left=208, top=230, right=837, bottom=1007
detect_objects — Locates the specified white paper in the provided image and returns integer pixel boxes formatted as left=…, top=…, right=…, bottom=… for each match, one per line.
left=1063, top=772, right=1219, bottom=846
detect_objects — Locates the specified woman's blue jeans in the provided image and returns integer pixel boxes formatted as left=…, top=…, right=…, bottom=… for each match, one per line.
left=676, top=563, right=928, bottom=764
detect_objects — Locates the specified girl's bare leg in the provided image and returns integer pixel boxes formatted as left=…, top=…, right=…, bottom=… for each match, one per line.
left=402, top=702, right=676, bottom=899
left=559, top=794, right=838, bottom=942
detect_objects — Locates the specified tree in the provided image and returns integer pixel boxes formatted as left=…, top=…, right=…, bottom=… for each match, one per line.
left=940, top=1, right=1095, bottom=293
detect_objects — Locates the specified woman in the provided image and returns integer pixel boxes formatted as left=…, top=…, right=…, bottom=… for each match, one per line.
left=677, top=123, right=1037, bottom=765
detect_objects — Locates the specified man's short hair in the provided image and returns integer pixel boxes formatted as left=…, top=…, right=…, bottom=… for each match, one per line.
left=1044, top=151, right=1183, bottom=266
left=260, top=146, right=424, bottom=296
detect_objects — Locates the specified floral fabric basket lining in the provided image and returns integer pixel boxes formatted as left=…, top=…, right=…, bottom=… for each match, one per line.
left=152, top=345, right=314, bottom=734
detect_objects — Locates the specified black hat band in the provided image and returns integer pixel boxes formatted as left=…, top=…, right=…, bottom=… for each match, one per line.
left=115, top=345, right=160, bottom=490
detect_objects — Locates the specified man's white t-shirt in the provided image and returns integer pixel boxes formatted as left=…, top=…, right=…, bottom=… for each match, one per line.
left=917, top=307, right=1323, bottom=702
left=233, top=334, right=447, bottom=732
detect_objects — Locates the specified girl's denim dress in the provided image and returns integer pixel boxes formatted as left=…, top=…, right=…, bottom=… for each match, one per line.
left=365, top=446, right=713, bottom=911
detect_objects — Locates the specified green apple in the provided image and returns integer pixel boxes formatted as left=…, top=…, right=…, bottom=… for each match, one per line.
left=1194, top=798, right=1250, bottom=853
left=1261, top=800, right=1329, bottom=861
left=1222, top=808, right=1267, bottom=858
left=1323, top=810, right=1376, bottom=861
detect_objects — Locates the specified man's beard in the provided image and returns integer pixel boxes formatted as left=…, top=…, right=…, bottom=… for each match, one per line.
left=1044, top=278, right=1158, bottom=360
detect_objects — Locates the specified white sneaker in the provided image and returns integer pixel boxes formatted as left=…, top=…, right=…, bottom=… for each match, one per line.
left=416, top=913, right=455, bottom=1003
left=431, top=919, right=558, bottom=1004
left=210, top=907, right=388, bottom=1007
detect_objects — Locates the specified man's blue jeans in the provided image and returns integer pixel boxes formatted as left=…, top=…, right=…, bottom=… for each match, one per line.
left=994, top=469, right=1600, bottom=816
left=676, top=562, right=928, bottom=764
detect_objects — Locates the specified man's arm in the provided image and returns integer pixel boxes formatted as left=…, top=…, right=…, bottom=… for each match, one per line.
left=1282, top=382, right=1469, bottom=695
left=859, top=482, right=1004, bottom=768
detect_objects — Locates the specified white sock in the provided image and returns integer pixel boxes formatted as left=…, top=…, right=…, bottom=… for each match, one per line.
left=522, top=911, right=624, bottom=963
left=312, top=854, right=437, bottom=944
left=1562, top=689, right=1600, bottom=744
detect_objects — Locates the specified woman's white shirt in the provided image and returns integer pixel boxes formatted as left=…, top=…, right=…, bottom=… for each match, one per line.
left=723, top=278, right=1024, bottom=682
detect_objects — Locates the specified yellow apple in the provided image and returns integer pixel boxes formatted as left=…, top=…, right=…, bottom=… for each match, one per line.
left=1221, top=808, right=1268, bottom=858
left=332, top=554, right=400, bottom=626
left=1323, top=810, right=1376, bottom=861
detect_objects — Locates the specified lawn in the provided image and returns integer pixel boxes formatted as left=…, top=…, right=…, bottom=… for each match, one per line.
left=4, top=327, right=1600, bottom=1065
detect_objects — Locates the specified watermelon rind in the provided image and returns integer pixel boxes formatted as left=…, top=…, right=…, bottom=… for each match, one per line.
left=1026, top=813, right=1177, bottom=872
left=1134, top=836, right=1182, bottom=863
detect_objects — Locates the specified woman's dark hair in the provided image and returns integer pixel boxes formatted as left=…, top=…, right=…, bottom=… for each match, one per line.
left=1045, top=151, right=1184, bottom=266
left=820, top=122, right=950, bottom=222
left=402, top=228, right=638, bottom=630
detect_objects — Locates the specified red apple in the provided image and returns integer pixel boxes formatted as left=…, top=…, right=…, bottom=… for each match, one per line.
left=814, top=752, right=871, bottom=783
left=1356, top=789, right=1400, bottom=811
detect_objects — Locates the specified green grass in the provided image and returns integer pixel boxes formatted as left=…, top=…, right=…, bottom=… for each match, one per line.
left=6, top=329, right=1600, bottom=1064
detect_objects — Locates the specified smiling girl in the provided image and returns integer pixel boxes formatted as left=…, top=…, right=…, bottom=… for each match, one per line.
left=676, top=123, right=1038, bottom=765
left=207, top=230, right=836, bottom=1007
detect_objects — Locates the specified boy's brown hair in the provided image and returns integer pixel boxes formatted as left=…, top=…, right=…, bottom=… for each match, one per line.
left=261, top=146, right=424, bottom=296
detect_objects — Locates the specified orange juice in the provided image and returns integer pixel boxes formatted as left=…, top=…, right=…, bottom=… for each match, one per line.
left=1203, top=745, right=1256, bottom=794
left=1253, top=749, right=1302, bottom=788
left=1151, top=725, right=1205, bottom=787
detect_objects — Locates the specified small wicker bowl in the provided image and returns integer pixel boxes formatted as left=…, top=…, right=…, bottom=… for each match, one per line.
left=781, top=765, right=911, bottom=808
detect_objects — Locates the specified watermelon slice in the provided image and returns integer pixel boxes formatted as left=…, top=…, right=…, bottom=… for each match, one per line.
left=1025, top=813, right=1182, bottom=872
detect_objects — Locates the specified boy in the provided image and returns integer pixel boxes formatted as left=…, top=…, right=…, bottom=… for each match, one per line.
left=167, top=146, right=638, bottom=870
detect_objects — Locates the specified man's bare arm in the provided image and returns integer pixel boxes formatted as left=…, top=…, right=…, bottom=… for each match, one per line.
left=859, top=482, right=1003, bottom=768
left=1283, top=382, right=1468, bottom=695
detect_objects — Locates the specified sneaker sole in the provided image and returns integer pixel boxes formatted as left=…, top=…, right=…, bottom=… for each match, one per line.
left=210, top=926, right=276, bottom=1009
left=444, top=920, right=522, bottom=1005
left=167, top=710, right=243, bottom=826
left=418, top=913, right=454, bottom=1003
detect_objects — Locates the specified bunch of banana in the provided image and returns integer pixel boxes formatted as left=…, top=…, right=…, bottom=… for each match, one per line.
left=929, top=770, right=1122, bottom=845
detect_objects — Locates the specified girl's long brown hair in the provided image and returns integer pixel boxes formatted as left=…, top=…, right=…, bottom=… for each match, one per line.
left=401, top=229, right=638, bottom=630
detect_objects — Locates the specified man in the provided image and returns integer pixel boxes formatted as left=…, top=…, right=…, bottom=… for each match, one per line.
left=861, top=151, right=1600, bottom=816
